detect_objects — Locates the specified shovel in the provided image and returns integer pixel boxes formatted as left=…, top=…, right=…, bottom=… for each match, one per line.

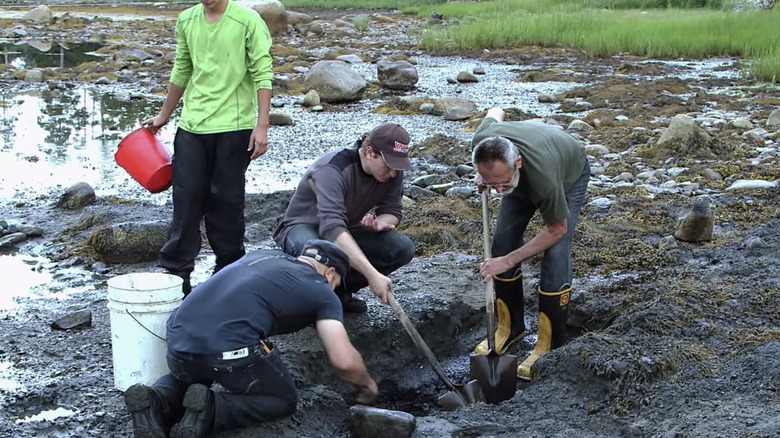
left=469, top=190, right=518, bottom=404
left=387, top=292, right=484, bottom=410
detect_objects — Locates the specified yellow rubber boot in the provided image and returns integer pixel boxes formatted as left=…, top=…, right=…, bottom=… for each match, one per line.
left=517, top=286, right=571, bottom=380
left=474, top=272, right=525, bottom=355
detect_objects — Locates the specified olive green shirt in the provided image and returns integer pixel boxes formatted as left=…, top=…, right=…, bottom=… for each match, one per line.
left=472, top=118, right=586, bottom=224
left=170, top=0, right=273, bottom=134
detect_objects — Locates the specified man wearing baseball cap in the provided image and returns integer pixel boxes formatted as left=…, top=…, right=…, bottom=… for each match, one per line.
left=124, top=239, right=378, bottom=438
left=274, top=122, right=416, bottom=314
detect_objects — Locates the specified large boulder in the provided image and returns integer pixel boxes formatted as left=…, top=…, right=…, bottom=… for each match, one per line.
left=236, top=0, right=287, bottom=35
left=21, top=5, right=53, bottom=24
left=655, top=114, right=714, bottom=158
left=377, top=60, right=418, bottom=91
left=303, top=61, right=367, bottom=103
left=88, top=221, right=169, bottom=263
left=57, top=182, right=96, bottom=210
left=432, top=98, right=478, bottom=121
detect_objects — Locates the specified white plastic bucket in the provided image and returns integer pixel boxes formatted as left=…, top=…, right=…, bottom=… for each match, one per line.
left=107, top=273, right=183, bottom=391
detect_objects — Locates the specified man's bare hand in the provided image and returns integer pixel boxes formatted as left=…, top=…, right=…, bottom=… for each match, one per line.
left=141, top=114, right=169, bottom=134
left=248, top=125, right=269, bottom=160
left=480, top=256, right=513, bottom=281
left=367, top=274, right=391, bottom=304
left=355, top=379, right=378, bottom=405
left=361, top=214, right=395, bottom=232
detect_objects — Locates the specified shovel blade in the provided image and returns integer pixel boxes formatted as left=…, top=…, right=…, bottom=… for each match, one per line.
left=437, top=379, right=485, bottom=411
left=469, top=352, right=518, bottom=404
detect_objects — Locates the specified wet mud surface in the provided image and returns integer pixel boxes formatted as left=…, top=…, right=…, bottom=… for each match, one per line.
left=2, top=2, right=780, bottom=438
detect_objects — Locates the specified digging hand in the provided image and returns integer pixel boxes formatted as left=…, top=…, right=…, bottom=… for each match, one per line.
left=368, top=273, right=391, bottom=304
left=355, top=379, right=378, bottom=405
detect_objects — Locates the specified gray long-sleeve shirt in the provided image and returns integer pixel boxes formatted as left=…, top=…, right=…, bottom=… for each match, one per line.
left=274, top=144, right=404, bottom=247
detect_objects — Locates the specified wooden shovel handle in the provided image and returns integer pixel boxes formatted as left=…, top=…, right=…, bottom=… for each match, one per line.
left=387, top=292, right=457, bottom=391
left=481, top=191, right=497, bottom=352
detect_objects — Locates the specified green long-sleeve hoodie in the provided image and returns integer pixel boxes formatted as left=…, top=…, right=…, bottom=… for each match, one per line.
left=170, top=0, right=273, bottom=134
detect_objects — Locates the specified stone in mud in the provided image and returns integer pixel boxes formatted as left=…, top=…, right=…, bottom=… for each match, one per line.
left=456, top=71, right=479, bottom=83
left=302, top=90, right=320, bottom=107
left=270, top=112, right=293, bottom=126
left=767, top=108, right=780, bottom=127
left=88, top=221, right=169, bottom=264
left=0, top=232, right=26, bottom=249
left=56, top=182, right=96, bottom=210
left=51, top=309, right=92, bottom=331
left=674, top=198, right=714, bottom=243
left=349, top=405, right=416, bottom=438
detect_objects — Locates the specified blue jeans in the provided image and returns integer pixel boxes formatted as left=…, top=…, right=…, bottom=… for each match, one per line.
left=492, top=160, right=590, bottom=292
left=281, top=224, right=415, bottom=295
left=151, top=344, right=297, bottom=432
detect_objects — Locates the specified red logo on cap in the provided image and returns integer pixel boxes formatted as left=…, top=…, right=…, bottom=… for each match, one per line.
left=393, top=141, right=408, bottom=154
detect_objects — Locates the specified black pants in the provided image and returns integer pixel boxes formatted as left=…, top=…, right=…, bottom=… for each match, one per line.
left=152, top=346, right=298, bottom=432
left=159, top=128, right=252, bottom=274
left=281, top=223, right=416, bottom=295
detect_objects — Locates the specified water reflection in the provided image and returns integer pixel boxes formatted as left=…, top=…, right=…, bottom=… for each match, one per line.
left=0, top=40, right=105, bottom=69
left=0, top=255, right=51, bottom=311
left=0, top=86, right=176, bottom=200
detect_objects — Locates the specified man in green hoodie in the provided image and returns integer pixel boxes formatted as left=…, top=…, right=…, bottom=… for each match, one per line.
left=142, top=0, right=273, bottom=295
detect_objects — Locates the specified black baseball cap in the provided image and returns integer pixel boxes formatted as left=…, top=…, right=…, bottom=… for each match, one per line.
left=301, top=239, right=350, bottom=280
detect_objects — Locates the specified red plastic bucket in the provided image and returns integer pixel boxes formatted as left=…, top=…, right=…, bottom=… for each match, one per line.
left=115, top=128, right=173, bottom=193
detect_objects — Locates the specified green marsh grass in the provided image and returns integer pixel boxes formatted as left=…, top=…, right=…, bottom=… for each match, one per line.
left=419, top=2, right=779, bottom=82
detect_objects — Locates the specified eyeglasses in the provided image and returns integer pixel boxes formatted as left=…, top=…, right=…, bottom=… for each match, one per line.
left=481, top=168, right=520, bottom=191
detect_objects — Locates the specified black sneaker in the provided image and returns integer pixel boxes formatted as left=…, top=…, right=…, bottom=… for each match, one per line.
left=341, top=295, right=367, bottom=314
left=125, top=384, right=167, bottom=438
left=170, top=384, right=214, bottom=438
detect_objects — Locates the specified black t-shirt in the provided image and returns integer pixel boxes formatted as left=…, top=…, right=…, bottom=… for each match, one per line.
left=166, top=250, right=344, bottom=355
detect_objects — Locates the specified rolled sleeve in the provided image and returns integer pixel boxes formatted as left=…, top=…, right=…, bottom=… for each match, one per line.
left=246, top=15, right=273, bottom=91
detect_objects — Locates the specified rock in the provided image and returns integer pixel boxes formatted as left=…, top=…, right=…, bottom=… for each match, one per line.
left=701, top=168, right=723, bottom=181
left=88, top=221, right=170, bottom=264
left=538, top=94, right=558, bottom=103
left=428, top=182, right=455, bottom=194
left=456, top=71, right=478, bottom=83
left=729, top=118, right=754, bottom=130
left=21, top=5, right=53, bottom=24
left=658, top=235, right=678, bottom=250
left=725, top=179, right=777, bottom=191
left=408, top=186, right=436, bottom=200
left=587, top=197, right=614, bottom=209
left=115, top=49, right=153, bottom=62
left=237, top=0, right=288, bottom=35
left=24, top=69, right=44, bottom=83
left=445, top=186, right=474, bottom=199
left=376, top=60, right=418, bottom=90
left=17, top=225, right=43, bottom=237
left=767, top=108, right=780, bottom=127
left=432, top=98, right=477, bottom=121
left=285, top=10, right=313, bottom=26
left=567, top=120, right=594, bottom=134
left=0, top=232, right=27, bottom=249
left=349, top=405, right=416, bottom=438
left=743, top=237, right=769, bottom=249
left=336, top=54, right=363, bottom=64
left=94, top=77, right=112, bottom=85
left=655, top=114, right=714, bottom=158
left=411, top=174, right=446, bottom=187
left=311, top=105, right=324, bottom=112
left=419, top=103, right=435, bottom=114
left=57, top=182, right=96, bottom=210
left=269, top=112, right=293, bottom=126
left=473, top=67, right=486, bottom=75
left=674, top=198, right=714, bottom=243
left=302, top=90, right=320, bottom=107
left=303, top=60, right=367, bottom=103
left=51, top=309, right=92, bottom=331
left=585, top=144, right=610, bottom=156
left=455, top=164, right=474, bottom=177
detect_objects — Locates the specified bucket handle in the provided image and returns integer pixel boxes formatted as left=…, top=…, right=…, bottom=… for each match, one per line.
left=126, top=309, right=167, bottom=343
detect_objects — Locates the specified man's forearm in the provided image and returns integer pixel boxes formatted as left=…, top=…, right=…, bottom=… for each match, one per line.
left=160, top=83, right=185, bottom=119
left=256, top=88, right=271, bottom=127
left=505, top=223, right=566, bottom=267
left=335, top=230, right=379, bottom=279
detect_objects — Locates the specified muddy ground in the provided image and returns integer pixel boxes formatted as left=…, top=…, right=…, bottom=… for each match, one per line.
left=1, top=2, right=780, bottom=438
